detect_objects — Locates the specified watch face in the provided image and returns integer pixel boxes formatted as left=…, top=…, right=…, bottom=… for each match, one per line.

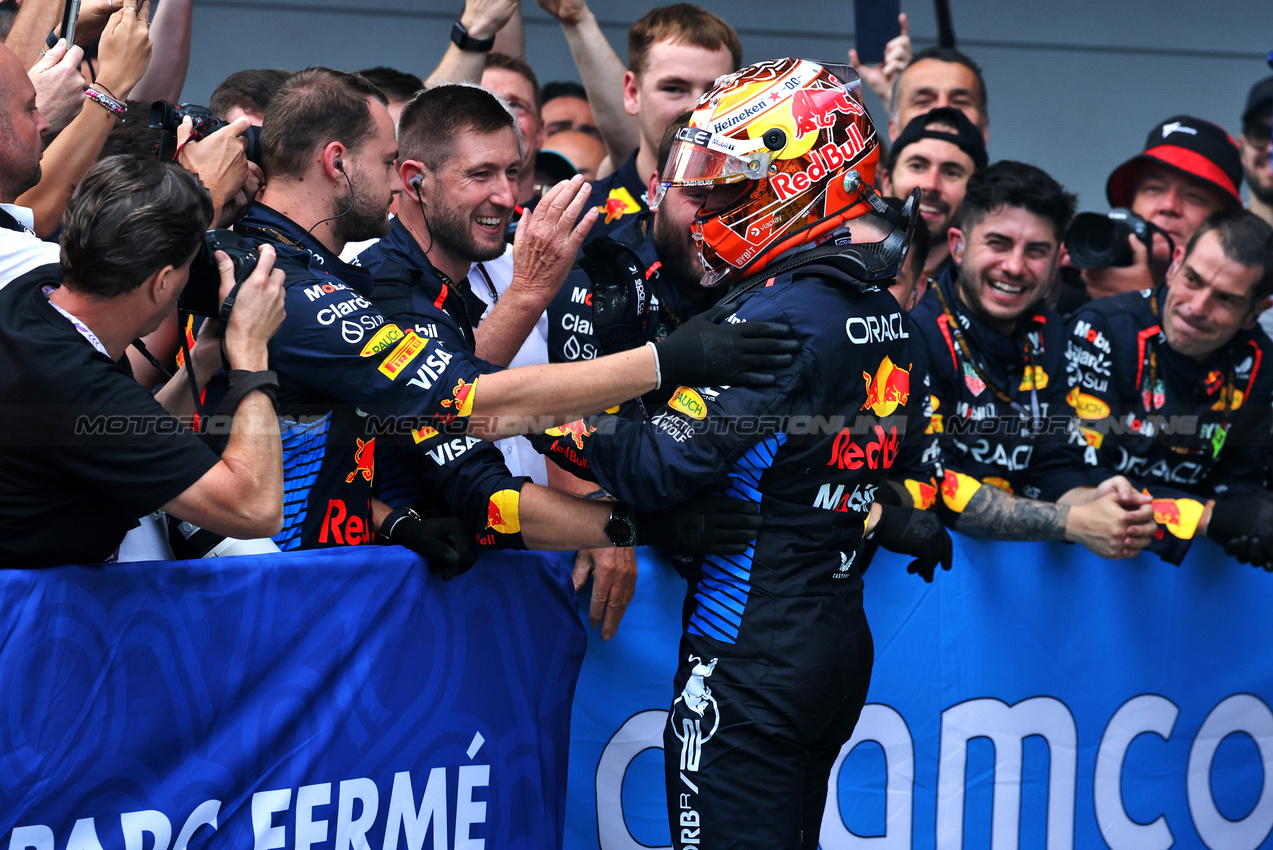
left=605, top=512, right=635, bottom=547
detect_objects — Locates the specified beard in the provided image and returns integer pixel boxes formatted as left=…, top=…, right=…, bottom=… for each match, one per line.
left=332, top=169, right=392, bottom=245
left=652, top=212, right=705, bottom=291
left=427, top=197, right=507, bottom=263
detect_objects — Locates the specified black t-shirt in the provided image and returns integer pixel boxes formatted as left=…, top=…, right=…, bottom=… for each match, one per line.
left=0, top=266, right=219, bottom=568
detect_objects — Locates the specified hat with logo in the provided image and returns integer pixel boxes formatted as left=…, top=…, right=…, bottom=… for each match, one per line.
left=1106, top=115, right=1242, bottom=208
left=889, top=106, right=988, bottom=172
left=1243, top=76, right=1273, bottom=124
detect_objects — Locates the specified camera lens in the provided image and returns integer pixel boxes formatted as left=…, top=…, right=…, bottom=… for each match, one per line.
left=1064, top=212, right=1135, bottom=269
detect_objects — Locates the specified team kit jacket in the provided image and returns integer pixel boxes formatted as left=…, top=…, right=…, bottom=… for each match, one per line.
left=355, top=218, right=532, bottom=548
left=233, top=206, right=524, bottom=551
left=548, top=211, right=712, bottom=364
left=908, top=267, right=1092, bottom=501
left=534, top=265, right=940, bottom=847
left=1064, top=286, right=1273, bottom=554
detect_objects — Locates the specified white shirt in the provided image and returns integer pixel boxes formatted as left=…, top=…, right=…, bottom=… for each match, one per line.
left=0, top=204, right=59, bottom=291
left=470, top=246, right=550, bottom=486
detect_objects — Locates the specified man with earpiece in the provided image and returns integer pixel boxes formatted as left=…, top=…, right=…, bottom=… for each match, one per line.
left=232, top=71, right=799, bottom=584
left=906, top=160, right=1158, bottom=560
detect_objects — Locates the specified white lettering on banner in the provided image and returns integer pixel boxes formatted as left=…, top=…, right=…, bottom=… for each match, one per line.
left=594, top=710, right=668, bottom=850
left=591, top=691, right=1273, bottom=849
left=818, top=704, right=913, bottom=849
left=1094, top=695, right=1178, bottom=850
left=1187, top=694, right=1273, bottom=849
left=936, top=697, right=1077, bottom=850
left=5, top=749, right=494, bottom=850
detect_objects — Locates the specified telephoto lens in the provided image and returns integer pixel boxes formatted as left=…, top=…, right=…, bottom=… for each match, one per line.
left=1063, top=209, right=1149, bottom=269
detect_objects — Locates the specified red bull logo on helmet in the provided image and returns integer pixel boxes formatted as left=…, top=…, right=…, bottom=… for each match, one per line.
left=789, top=86, right=864, bottom=138
left=861, top=356, right=911, bottom=416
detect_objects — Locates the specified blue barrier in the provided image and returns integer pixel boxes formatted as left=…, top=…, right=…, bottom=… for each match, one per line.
left=0, top=547, right=585, bottom=850
left=567, top=537, right=1273, bottom=850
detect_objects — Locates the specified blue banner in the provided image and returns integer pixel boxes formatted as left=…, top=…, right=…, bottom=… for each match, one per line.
left=567, top=538, right=1273, bottom=850
left=0, top=547, right=585, bottom=850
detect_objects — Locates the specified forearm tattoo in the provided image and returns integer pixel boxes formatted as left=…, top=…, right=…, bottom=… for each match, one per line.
left=955, top=485, right=1069, bottom=541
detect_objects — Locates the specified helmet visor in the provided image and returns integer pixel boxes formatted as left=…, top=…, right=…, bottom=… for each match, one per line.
left=660, top=126, right=770, bottom=188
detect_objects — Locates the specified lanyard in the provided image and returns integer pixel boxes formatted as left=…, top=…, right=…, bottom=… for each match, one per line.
left=933, top=283, right=1043, bottom=436
left=44, top=285, right=109, bottom=357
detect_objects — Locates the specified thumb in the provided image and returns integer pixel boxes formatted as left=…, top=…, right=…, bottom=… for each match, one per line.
left=848, top=48, right=860, bottom=67
left=571, top=550, right=594, bottom=592
left=34, top=38, right=67, bottom=69
left=176, top=115, right=196, bottom=148
left=898, top=12, right=909, bottom=36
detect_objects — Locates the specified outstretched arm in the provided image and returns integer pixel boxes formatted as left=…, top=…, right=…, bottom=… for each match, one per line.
left=424, top=0, right=519, bottom=86
left=129, top=0, right=191, bottom=102
left=535, top=0, right=638, bottom=165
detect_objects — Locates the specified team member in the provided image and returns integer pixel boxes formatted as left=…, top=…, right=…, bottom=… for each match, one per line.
left=534, top=58, right=951, bottom=849
left=908, top=161, right=1155, bottom=558
left=883, top=106, right=985, bottom=283
left=548, top=113, right=713, bottom=365
left=239, top=72, right=793, bottom=581
left=1064, top=208, right=1273, bottom=567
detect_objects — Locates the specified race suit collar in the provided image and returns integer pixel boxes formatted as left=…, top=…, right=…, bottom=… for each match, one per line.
left=235, top=204, right=375, bottom=296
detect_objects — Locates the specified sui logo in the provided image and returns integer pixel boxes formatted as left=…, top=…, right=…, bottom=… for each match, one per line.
left=669, top=655, right=720, bottom=772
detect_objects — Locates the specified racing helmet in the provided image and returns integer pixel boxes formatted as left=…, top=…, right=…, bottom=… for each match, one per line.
left=657, top=58, right=881, bottom=287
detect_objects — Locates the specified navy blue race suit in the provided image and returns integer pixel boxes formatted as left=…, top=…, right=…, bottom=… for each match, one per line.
left=532, top=266, right=940, bottom=849
left=548, top=211, right=712, bottom=364
left=233, top=206, right=524, bottom=551
left=585, top=151, right=650, bottom=242
left=354, top=218, right=534, bottom=548
left=908, top=266, right=1092, bottom=501
left=1064, top=286, right=1273, bottom=561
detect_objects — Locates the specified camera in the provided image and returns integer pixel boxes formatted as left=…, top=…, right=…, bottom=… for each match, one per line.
left=1064, top=209, right=1170, bottom=270
left=180, top=229, right=259, bottom=319
left=149, top=101, right=262, bottom=166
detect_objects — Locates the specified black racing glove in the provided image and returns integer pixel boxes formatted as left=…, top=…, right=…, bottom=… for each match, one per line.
left=383, top=508, right=478, bottom=580
left=1206, top=493, right=1273, bottom=571
left=635, top=493, right=762, bottom=555
left=872, top=504, right=953, bottom=582
left=583, top=237, right=651, bottom=356
left=653, top=303, right=799, bottom=390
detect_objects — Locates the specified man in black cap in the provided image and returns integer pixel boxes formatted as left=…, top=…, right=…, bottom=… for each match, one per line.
left=884, top=106, right=987, bottom=285
left=1081, top=115, right=1243, bottom=301
left=1240, top=76, right=1273, bottom=229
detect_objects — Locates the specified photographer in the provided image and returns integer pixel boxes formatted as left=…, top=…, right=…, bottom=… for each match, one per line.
left=1068, top=116, right=1242, bottom=308
left=0, top=156, right=286, bottom=569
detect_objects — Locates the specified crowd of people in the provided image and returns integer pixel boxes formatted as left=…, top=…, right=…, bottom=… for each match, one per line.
left=0, top=0, right=1272, bottom=846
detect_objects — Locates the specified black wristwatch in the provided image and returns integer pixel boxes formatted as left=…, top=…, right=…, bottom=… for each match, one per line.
left=381, top=506, right=421, bottom=542
left=451, top=21, right=496, bottom=53
left=604, top=503, right=638, bottom=548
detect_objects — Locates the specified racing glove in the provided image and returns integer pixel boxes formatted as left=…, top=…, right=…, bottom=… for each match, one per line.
left=653, top=303, right=799, bottom=390
left=872, top=503, right=953, bottom=582
left=583, top=237, right=651, bottom=356
left=633, top=493, right=763, bottom=555
left=382, top=507, right=479, bottom=580
left=1206, top=493, right=1273, bottom=571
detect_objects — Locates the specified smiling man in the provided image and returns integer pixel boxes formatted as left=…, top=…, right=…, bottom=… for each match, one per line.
left=1064, top=208, right=1273, bottom=568
left=885, top=106, right=985, bottom=283
left=584, top=4, right=740, bottom=240
left=908, top=160, right=1156, bottom=558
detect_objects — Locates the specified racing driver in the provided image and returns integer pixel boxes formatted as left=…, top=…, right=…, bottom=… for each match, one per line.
left=532, top=58, right=953, bottom=849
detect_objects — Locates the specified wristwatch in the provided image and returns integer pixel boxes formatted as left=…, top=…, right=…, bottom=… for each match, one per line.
left=380, top=506, right=421, bottom=542
left=451, top=21, right=496, bottom=53
left=604, top=503, right=638, bottom=548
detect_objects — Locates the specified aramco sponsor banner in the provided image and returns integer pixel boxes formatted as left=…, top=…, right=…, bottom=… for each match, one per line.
left=568, top=538, right=1273, bottom=850
left=0, top=547, right=584, bottom=850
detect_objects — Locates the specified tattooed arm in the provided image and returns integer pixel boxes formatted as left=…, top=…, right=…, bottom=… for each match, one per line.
left=956, top=484, right=1153, bottom=559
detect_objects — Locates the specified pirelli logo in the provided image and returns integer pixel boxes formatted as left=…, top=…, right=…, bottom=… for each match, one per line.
left=360, top=323, right=404, bottom=357
left=378, top=332, right=426, bottom=379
